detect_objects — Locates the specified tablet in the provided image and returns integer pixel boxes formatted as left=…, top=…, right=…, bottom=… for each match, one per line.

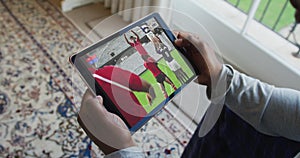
left=70, top=12, right=196, bottom=132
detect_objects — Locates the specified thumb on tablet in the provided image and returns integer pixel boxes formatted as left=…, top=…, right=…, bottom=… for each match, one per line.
left=78, top=90, right=135, bottom=155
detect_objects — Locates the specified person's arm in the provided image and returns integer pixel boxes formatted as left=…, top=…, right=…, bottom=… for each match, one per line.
left=174, top=31, right=300, bottom=142
left=128, top=72, right=156, bottom=103
left=128, top=72, right=150, bottom=92
left=225, top=66, right=300, bottom=141
left=78, top=90, right=145, bottom=157
left=123, top=34, right=131, bottom=45
left=104, top=147, right=145, bottom=158
left=131, top=30, right=140, bottom=41
left=174, top=31, right=223, bottom=98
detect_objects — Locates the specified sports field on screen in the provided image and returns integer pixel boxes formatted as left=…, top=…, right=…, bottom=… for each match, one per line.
left=133, top=49, right=195, bottom=113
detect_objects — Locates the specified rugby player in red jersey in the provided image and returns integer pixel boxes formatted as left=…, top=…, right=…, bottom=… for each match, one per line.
left=92, top=66, right=155, bottom=126
left=124, top=30, right=149, bottom=56
left=141, top=54, right=177, bottom=98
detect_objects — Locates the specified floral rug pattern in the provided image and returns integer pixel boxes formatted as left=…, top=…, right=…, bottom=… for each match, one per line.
left=0, top=0, right=191, bottom=157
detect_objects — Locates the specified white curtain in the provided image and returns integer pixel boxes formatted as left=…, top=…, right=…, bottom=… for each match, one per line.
left=102, top=0, right=171, bottom=22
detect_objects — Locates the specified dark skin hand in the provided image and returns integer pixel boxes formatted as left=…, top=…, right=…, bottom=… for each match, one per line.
left=78, top=90, right=135, bottom=155
left=174, top=31, right=223, bottom=98
left=78, top=31, right=223, bottom=155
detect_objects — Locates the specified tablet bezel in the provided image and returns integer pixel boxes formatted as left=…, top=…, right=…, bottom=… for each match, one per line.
left=70, top=12, right=197, bottom=132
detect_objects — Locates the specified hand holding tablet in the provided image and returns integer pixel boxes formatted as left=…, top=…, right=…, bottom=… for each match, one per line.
left=78, top=90, right=136, bottom=155
left=70, top=13, right=197, bottom=132
left=71, top=12, right=226, bottom=155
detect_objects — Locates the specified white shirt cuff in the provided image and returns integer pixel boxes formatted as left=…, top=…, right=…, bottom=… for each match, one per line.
left=104, top=146, right=144, bottom=158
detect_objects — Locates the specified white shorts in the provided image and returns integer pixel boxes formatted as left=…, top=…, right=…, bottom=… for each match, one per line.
left=167, top=59, right=181, bottom=71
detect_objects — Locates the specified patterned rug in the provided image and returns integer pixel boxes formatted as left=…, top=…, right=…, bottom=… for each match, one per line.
left=0, top=0, right=192, bottom=157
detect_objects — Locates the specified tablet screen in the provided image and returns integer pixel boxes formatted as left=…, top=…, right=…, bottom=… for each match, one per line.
left=71, top=13, right=196, bottom=132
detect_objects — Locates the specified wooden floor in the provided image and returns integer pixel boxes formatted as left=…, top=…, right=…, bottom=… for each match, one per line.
left=51, top=1, right=130, bottom=42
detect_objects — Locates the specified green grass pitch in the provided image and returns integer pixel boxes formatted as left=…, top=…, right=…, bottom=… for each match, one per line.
left=133, top=49, right=195, bottom=113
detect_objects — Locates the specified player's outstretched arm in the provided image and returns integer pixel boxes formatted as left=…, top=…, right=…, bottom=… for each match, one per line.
left=131, top=30, right=140, bottom=40
left=128, top=73, right=156, bottom=103
left=123, top=34, right=130, bottom=45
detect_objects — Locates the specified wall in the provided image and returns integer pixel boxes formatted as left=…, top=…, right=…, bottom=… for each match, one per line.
left=62, top=0, right=102, bottom=12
